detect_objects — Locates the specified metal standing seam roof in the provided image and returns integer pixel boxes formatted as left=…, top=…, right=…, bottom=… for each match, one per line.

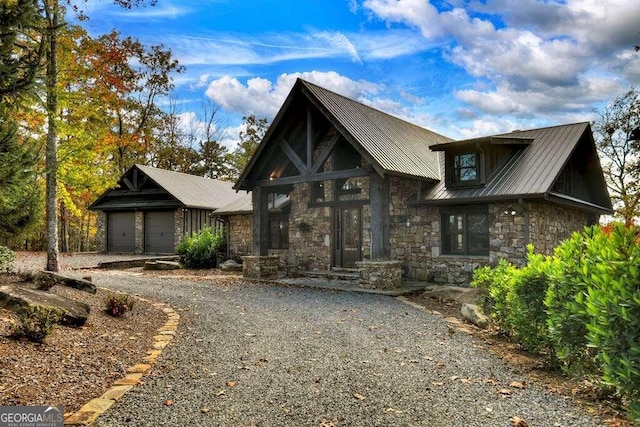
left=299, top=79, right=452, bottom=181
left=214, top=192, right=291, bottom=216
left=422, top=122, right=591, bottom=202
left=135, top=165, right=244, bottom=210
left=213, top=192, right=253, bottom=215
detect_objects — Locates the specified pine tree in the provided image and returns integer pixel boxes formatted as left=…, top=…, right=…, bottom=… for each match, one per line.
left=0, top=0, right=44, bottom=241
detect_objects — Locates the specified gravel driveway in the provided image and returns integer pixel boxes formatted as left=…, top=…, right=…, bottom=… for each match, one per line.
left=11, top=254, right=603, bottom=426
left=61, top=269, right=603, bottom=427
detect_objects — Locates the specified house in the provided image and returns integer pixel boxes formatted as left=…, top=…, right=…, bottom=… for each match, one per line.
left=234, top=79, right=612, bottom=288
left=214, top=191, right=290, bottom=261
left=90, top=164, right=244, bottom=254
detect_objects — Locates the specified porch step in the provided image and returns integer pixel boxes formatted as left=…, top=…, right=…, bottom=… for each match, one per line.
left=301, top=269, right=360, bottom=281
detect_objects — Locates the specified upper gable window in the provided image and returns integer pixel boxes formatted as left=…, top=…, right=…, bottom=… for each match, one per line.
left=453, top=152, right=478, bottom=183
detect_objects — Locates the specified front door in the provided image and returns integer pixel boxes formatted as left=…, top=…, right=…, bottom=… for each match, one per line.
left=333, top=206, right=362, bottom=268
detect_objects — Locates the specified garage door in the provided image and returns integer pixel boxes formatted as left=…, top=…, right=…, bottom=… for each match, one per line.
left=144, top=211, right=175, bottom=254
left=107, top=212, right=135, bottom=253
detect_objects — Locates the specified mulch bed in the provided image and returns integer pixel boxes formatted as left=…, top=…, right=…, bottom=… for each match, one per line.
left=0, top=273, right=166, bottom=413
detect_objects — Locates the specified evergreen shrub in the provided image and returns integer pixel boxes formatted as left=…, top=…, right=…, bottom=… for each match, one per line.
left=176, top=226, right=224, bottom=269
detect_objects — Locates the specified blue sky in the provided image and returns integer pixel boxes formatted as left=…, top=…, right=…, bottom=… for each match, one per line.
left=77, top=0, right=640, bottom=146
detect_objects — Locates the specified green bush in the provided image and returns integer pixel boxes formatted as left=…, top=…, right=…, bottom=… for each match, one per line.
left=545, top=224, right=640, bottom=421
left=12, top=305, right=64, bottom=342
left=471, top=247, right=553, bottom=356
left=0, top=246, right=16, bottom=272
left=105, top=293, right=136, bottom=317
left=510, top=249, right=554, bottom=356
left=545, top=227, right=603, bottom=376
left=471, top=259, right=517, bottom=332
left=176, top=226, right=224, bottom=269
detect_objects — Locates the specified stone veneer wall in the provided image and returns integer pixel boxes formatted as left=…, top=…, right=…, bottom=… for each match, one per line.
left=389, top=176, right=594, bottom=285
left=227, top=213, right=253, bottom=257
left=527, top=201, right=590, bottom=255
left=96, top=212, right=107, bottom=253
left=174, top=209, right=184, bottom=250
left=134, top=211, right=144, bottom=254
left=288, top=183, right=332, bottom=270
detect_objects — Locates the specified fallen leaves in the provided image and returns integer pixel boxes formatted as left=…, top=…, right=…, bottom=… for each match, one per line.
left=353, top=393, right=365, bottom=401
left=163, top=399, right=173, bottom=406
left=511, top=416, right=529, bottom=427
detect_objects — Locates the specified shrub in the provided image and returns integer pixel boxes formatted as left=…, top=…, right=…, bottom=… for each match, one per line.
left=105, top=294, right=136, bottom=317
left=471, top=247, right=553, bottom=356
left=0, top=246, right=16, bottom=272
left=176, top=226, right=224, bottom=269
left=12, top=305, right=64, bottom=342
left=471, top=259, right=517, bottom=332
left=545, top=227, right=603, bottom=376
left=507, top=247, right=553, bottom=356
left=546, top=224, right=640, bottom=421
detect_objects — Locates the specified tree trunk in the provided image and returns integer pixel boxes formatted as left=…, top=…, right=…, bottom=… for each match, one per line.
left=45, top=0, right=59, bottom=271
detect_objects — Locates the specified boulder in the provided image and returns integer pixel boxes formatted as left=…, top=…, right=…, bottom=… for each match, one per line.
left=0, top=285, right=90, bottom=326
left=144, top=261, right=181, bottom=271
left=219, top=259, right=242, bottom=272
left=35, top=271, right=96, bottom=294
left=422, top=285, right=481, bottom=305
left=461, top=303, right=489, bottom=329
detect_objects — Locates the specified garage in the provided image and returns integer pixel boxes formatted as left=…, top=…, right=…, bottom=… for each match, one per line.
left=144, top=211, right=175, bottom=253
left=107, top=212, right=135, bottom=253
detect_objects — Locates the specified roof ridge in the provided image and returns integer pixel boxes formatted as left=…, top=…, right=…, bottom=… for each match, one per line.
left=135, top=164, right=230, bottom=184
left=498, top=121, right=589, bottom=136
left=298, top=78, right=444, bottom=137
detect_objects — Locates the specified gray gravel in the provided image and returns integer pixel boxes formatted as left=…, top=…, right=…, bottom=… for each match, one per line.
left=10, top=253, right=605, bottom=426
left=80, top=271, right=606, bottom=427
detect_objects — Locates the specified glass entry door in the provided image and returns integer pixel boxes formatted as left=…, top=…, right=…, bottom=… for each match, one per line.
left=333, top=207, right=362, bottom=268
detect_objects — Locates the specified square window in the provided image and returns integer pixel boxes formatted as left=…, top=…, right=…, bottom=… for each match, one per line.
left=441, top=210, right=489, bottom=256
left=453, top=153, right=478, bottom=183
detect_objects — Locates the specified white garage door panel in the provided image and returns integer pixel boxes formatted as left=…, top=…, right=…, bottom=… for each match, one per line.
left=108, top=212, right=135, bottom=253
left=145, top=211, right=175, bottom=254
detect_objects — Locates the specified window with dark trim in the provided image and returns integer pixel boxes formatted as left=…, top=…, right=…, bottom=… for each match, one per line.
left=441, top=209, right=489, bottom=256
left=453, top=152, right=479, bottom=184
left=268, top=215, right=289, bottom=249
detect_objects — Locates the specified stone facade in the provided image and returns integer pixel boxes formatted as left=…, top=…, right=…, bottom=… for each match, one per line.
left=387, top=176, right=594, bottom=285
left=96, top=212, right=107, bottom=253
left=242, top=255, right=280, bottom=279
left=245, top=174, right=594, bottom=286
left=227, top=214, right=253, bottom=257
left=357, top=260, right=402, bottom=289
left=134, top=211, right=144, bottom=254
left=174, top=209, right=184, bottom=249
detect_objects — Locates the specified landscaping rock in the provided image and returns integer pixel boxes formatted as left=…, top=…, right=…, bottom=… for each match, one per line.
left=155, top=261, right=181, bottom=270
left=422, top=285, right=481, bottom=305
left=144, top=261, right=181, bottom=271
left=0, top=284, right=90, bottom=326
left=461, top=303, right=489, bottom=329
left=219, top=259, right=242, bottom=272
left=35, top=271, right=96, bottom=294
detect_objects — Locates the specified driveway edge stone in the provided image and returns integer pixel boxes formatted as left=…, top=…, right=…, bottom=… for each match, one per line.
left=64, top=295, right=180, bottom=426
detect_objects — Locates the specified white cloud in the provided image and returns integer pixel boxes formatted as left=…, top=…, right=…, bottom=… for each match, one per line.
left=205, top=71, right=385, bottom=119
left=361, top=0, right=640, bottom=122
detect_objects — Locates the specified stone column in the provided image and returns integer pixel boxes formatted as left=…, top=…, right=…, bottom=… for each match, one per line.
left=134, top=211, right=144, bottom=254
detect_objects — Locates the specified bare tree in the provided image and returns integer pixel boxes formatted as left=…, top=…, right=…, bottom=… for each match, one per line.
left=592, top=88, right=640, bottom=224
